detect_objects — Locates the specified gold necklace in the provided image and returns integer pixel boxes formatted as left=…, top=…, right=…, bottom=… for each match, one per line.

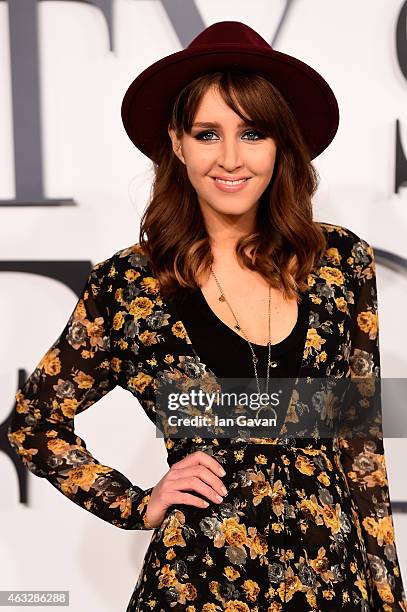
left=209, top=264, right=278, bottom=399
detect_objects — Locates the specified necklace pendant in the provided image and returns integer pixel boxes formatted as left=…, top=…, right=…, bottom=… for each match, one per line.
left=269, top=360, right=278, bottom=368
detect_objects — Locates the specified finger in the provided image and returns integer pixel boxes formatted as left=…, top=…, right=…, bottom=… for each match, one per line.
left=170, top=475, right=225, bottom=504
left=169, top=464, right=227, bottom=498
left=167, top=491, right=210, bottom=508
left=172, top=450, right=226, bottom=477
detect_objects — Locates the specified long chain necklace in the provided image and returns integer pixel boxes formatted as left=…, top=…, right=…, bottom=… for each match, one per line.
left=209, top=264, right=278, bottom=399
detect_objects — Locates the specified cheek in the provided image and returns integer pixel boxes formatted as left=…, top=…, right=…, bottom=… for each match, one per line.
left=183, top=152, right=211, bottom=175
left=257, top=157, right=276, bottom=179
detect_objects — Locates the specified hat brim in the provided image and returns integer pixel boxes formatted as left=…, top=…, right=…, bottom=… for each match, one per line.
left=121, top=44, right=339, bottom=162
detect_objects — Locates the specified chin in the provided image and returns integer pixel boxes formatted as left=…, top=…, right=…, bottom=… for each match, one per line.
left=211, top=204, right=255, bottom=215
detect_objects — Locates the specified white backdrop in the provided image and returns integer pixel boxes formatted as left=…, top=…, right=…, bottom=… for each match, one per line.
left=1, top=1, right=407, bottom=610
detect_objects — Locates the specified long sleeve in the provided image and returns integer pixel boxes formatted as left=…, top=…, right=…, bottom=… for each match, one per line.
left=338, top=236, right=407, bottom=611
left=7, top=259, right=155, bottom=530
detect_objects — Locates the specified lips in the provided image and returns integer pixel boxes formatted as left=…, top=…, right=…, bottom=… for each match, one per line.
left=212, top=177, right=250, bottom=184
left=211, top=176, right=250, bottom=192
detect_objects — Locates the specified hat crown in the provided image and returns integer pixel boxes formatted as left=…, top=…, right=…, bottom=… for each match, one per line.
left=121, top=20, right=339, bottom=162
left=188, top=21, right=271, bottom=50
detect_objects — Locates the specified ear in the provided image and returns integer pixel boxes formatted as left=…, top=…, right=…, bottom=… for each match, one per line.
left=167, top=125, right=185, bottom=164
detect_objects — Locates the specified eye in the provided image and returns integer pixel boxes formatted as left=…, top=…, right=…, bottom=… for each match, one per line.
left=194, top=130, right=218, bottom=141
left=242, top=130, right=265, bottom=141
left=194, top=129, right=265, bottom=141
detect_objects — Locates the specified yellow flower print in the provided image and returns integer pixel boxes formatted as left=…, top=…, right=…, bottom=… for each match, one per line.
left=309, top=547, right=336, bottom=582
left=270, top=480, right=286, bottom=517
left=117, top=338, right=128, bottom=350
left=250, top=470, right=273, bottom=505
left=355, top=574, right=369, bottom=600
left=158, top=563, right=178, bottom=587
left=178, top=582, right=198, bottom=603
left=224, top=601, right=250, bottom=611
left=268, top=603, right=283, bottom=611
left=316, top=351, right=328, bottom=364
left=172, top=320, right=191, bottom=343
left=141, top=276, right=160, bottom=294
left=318, top=266, right=345, bottom=286
left=279, top=566, right=302, bottom=602
left=124, top=269, right=140, bottom=282
left=376, top=515, right=395, bottom=546
left=128, top=296, right=154, bottom=319
left=306, top=590, right=317, bottom=607
left=73, top=371, right=94, bottom=389
left=310, top=293, right=322, bottom=304
left=335, top=296, right=348, bottom=313
left=111, top=356, right=122, bottom=374
left=47, top=438, right=70, bottom=454
left=317, top=472, right=331, bottom=486
left=221, top=517, right=248, bottom=548
left=248, top=530, right=269, bottom=558
left=325, top=247, right=341, bottom=265
left=304, top=328, right=326, bottom=357
left=138, top=329, right=160, bottom=346
left=322, top=504, right=341, bottom=534
left=128, top=371, right=153, bottom=394
left=224, top=566, right=240, bottom=581
left=255, top=454, right=267, bottom=464
left=59, top=463, right=111, bottom=495
left=299, top=497, right=321, bottom=522
left=357, top=309, right=378, bottom=340
left=295, top=455, right=315, bottom=476
left=378, top=584, right=395, bottom=604
left=162, top=511, right=187, bottom=548
left=39, top=347, right=62, bottom=376
left=242, top=579, right=260, bottom=602
left=113, top=311, right=126, bottom=330
left=60, top=397, right=79, bottom=419
left=234, top=449, right=245, bottom=462
left=363, top=516, right=379, bottom=538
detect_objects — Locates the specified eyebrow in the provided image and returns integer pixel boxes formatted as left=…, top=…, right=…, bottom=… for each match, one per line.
left=191, top=121, right=253, bottom=129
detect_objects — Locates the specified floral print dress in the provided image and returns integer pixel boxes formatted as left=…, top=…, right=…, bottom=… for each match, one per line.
left=7, top=222, right=407, bottom=611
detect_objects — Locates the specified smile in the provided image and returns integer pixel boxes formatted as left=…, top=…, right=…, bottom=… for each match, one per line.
left=215, top=178, right=247, bottom=185
left=211, top=177, right=250, bottom=192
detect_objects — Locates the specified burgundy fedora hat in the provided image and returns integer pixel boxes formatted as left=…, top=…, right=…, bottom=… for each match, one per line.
left=121, top=20, right=339, bottom=163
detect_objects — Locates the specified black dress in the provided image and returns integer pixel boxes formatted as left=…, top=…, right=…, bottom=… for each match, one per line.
left=169, top=287, right=309, bottom=446
left=8, top=222, right=407, bottom=611
left=171, top=286, right=309, bottom=380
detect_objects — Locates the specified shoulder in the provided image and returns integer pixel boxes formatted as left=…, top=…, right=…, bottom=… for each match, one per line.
left=318, top=220, right=373, bottom=255
left=88, top=242, right=157, bottom=301
left=317, top=221, right=376, bottom=281
left=317, top=220, right=368, bottom=246
left=91, top=242, right=150, bottom=277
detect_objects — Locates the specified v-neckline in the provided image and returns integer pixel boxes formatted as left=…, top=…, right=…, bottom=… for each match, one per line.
left=161, top=276, right=314, bottom=374
left=151, top=267, right=318, bottom=439
left=194, top=286, right=309, bottom=352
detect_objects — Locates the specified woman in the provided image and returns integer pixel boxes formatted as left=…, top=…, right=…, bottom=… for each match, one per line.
left=8, top=20, right=406, bottom=611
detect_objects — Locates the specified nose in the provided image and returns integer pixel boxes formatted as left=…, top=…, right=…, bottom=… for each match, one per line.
left=216, top=135, right=244, bottom=171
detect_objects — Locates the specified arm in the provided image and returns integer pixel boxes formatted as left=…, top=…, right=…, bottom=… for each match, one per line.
left=7, top=259, right=155, bottom=530
left=338, top=235, right=407, bottom=610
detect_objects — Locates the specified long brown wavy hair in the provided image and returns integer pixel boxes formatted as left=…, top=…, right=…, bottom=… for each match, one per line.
left=138, top=70, right=327, bottom=304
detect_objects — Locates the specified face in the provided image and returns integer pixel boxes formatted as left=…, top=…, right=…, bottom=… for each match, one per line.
left=168, top=85, right=277, bottom=223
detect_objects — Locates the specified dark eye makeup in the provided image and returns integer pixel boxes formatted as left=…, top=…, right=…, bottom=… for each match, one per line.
left=193, top=129, right=266, bottom=141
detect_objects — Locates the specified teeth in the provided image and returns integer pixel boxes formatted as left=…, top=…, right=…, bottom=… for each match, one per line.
left=215, top=178, right=247, bottom=185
